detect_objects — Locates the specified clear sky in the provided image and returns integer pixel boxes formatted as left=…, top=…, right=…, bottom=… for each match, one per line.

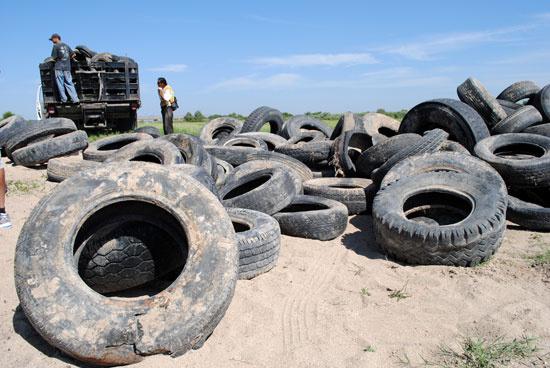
left=1, top=0, right=549, bottom=120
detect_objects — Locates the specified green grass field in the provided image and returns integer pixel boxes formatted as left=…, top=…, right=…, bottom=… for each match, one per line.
left=88, top=119, right=340, bottom=142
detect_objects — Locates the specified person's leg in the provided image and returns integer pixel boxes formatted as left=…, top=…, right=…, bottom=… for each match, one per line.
left=0, top=165, right=11, bottom=229
left=165, top=106, right=174, bottom=134
left=55, top=70, right=68, bottom=102
left=63, top=71, right=79, bottom=103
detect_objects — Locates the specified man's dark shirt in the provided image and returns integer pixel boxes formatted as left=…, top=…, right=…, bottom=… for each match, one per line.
left=51, top=43, right=73, bottom=71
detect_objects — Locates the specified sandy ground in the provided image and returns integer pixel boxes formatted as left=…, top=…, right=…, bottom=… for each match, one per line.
left=1, top=155, right=550, bottom=367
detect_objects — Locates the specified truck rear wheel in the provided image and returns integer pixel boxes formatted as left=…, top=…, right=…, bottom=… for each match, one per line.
left=115, top=111, right=138, bottom=133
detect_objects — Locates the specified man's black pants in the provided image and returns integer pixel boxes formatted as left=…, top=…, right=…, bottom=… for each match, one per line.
left=161, top=105, right=174, bottom=135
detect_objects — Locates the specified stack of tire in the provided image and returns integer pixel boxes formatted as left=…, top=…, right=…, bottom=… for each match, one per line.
left=0, top=116, right=88, bottom=166
left=43, top=44, right=136, bottom=68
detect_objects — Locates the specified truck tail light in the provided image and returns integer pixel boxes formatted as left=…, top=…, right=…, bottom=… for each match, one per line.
left=48, top=106, right=56, bottom=114
left=131, top=103, right=138, bottom=110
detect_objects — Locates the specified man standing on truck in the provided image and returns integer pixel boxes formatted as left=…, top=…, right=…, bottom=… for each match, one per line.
left=49, top=33, right=79, bottom=103
left=157, top=77, right=174, bottom=135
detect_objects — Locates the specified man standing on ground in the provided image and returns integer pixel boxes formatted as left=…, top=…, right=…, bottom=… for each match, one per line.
left=50, top=33, right=79, bottom=103
left=0, top=157, right=11, bottom=229
left=157, top=77, right=175, bottom=135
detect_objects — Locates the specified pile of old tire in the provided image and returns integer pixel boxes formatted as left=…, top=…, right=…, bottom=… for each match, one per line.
left=15, top=162, right=239, bottom=365
left=0, top=117, right=88, bottom=166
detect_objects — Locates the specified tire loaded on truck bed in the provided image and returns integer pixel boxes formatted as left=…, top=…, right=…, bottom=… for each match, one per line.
left=39, top=46, right=140, bottom=132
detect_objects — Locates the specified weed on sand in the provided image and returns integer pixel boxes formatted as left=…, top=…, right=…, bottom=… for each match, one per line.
left=6, top=179, right=43, bottom=196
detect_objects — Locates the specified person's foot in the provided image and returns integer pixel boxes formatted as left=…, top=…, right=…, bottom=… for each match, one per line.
left=0, top=213, right=12, bottom=228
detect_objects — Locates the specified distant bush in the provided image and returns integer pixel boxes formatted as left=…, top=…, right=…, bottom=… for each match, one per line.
left=2, top=111, right=14, bottom=119
left=194, top=111, right=205, bottom=122
left=282, top=112, right=293, bottom=120
left=376, top=108, right=408, bottom=121
left=184, top=112, right=194, bottom=122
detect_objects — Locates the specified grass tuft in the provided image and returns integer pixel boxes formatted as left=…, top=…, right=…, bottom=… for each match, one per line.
left=361, top=288, right=371, bottom=296
left=530, top=234, right=550, bottom=266
left=6, top=179, right=42, bottom=196
left=389, top=281, right=410, bottom=301
left=363, top=345, right=375, bottom=353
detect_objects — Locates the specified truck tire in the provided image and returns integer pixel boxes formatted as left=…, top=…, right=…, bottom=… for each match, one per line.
left=272, top=195, right=348, bottom=240
left=507, top=187, right=550, bottom=230
left=330, top=112, right=365, bottom=140
left=274, top=137, right=332, bottom=164
left=199, top=117, right=243, bottom=145
left=12, top=131, right=89, bottom=166
left=474, top=133, right=550, bottom=187
left=362, top=112, right=400, bottom=138
left=47, top=156, right=100, bottom=182
left=14, top=163, right=238, bottom=365
left=373, top=172, right=507, bottom=266
left=226, top=207, right=281, bottom=280
left=205, top=146, right=314, bottom=182
left=281, top=115, right=333, bottom=139
left=332, top=130, right=375, bottom=176
left=235, top=132, right=287, bottom=151
left=159, top=133, right=211, bottom=172
left=399, top=98, right=490, bottom=152
left=220, top=167, right=297, bottom=215
left=355, top=133, right=422, bottom=178
left=215, top=159, right=233, bottom=188
left=498, top=99, right=523, bottom=115
left=371, top=129, right=449, bottom=185
left=83, top=133, right=152, bottom=162
left=457, top=77, right=507, bottom=128
left=6, top=118, right=77, bottom=160
left=531, top=84, right=550, bottom=123
left=223, top=136, right=268, bottom=150
left=91, top=52, right=113, bottom=63
left=523, top=123, right=550, bottom=138
left=496, top=81, right=540, bottom=103
left=490, top=106, right=543, bottom=135
left=224, top=160, right=303, bottom=196
left=380, top=152, right=506, bottom=195
left=241, top=106, right=284, bottom=135
left=103, top=139, right=184, bottom=165
left=134, top=125, right=162, bottom=138
left=115, top=111, right=138, bottom=132
left=75, top=45, right=97, bottom=58
left=0, top=115, right=26, bottom=149
left=303, top=177, right=373, bottom=215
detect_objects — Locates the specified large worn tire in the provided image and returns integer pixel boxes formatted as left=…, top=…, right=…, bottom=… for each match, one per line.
left=373, top=172, right=507, bottom=266
left=75, top=45, right=97, bottom=58
left=380, top=152, right=506, bottom=195
left=226, top=208, right=281, bottom=280
left=362, top=113, right=400, bottom=139
left=220, top=167, right=297, bottom=215
left=497, top=81, right=540, bottom=103
left=329, top=112, right=365, bottom=140
left=225, top=159, right=303, bottom=195
left=273, top=195, right=348, bottom=240
left=205, top=146, right=313, bottom=182
left=223, top=136, right=268, bottom=150
left=532, top=84, right=550, bottom=123
left=303, top=177, right=374, bottom=215
left=103, top=139, right=184, bottom=165
left=274, top=138, right=332, bottom=164
left=214, top=158, right=233, bottom=188
left=371, top=129, right=449, bottom=185
left=14, top=163, right=238, bottom=365
left=399, top=98, right=490, bottom=152
left=355, top=133, right=422, bottom=178
left=241, top=106, right=284, bottom=135
left=47, top=156, right=100, bottom=182
left=170, top=164, right=220, bottom=198
left=199, top=117, right=243, bottom=145
left=331, top=130, right=375, bottom=177
left=12, top=131, right=89, bottom=166
left=457, top=77, right=508, bottom=128
left=134, top=125, right=162, bottom=138
left=490, top=106, right=543, bottom=135
left=159, top=133, right=211, bottom=172
left=235, top=132, right=287, bottom=151
left=281, top=115, right=333, bottom=139
left=474, top=133, right=550, bottom=187
left=6, top=118, right=77, bottom=160
left=83, top=133, right=152, bottom=162
left=0, top=115, right=26, bottom=149
left=507, top=187, right=550, bottom=230
left=523, top=123, right=550, bottom=138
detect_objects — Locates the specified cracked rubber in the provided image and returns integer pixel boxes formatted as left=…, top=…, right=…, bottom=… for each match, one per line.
left=14, top=163, right=238, bottom=365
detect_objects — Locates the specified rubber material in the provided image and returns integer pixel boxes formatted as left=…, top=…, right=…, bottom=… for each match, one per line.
left=303, top=177, right=373, bottom=215
left=13, top=131, right=89, bottom=166
left=457, top=77, right=507, bottom=128
left=241, top=106, right=284, bottom=135
left=83, top=133, right=152, bottom=162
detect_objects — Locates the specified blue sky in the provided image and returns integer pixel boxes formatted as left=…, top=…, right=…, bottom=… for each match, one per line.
left=1, top=1, right=549, bottom=119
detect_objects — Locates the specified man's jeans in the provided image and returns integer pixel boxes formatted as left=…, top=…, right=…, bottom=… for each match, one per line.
left=55, top=70, right=79, bottom=103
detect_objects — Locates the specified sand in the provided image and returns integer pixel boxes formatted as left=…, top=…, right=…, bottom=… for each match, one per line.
left=1, top=155, right=549, bottom=367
